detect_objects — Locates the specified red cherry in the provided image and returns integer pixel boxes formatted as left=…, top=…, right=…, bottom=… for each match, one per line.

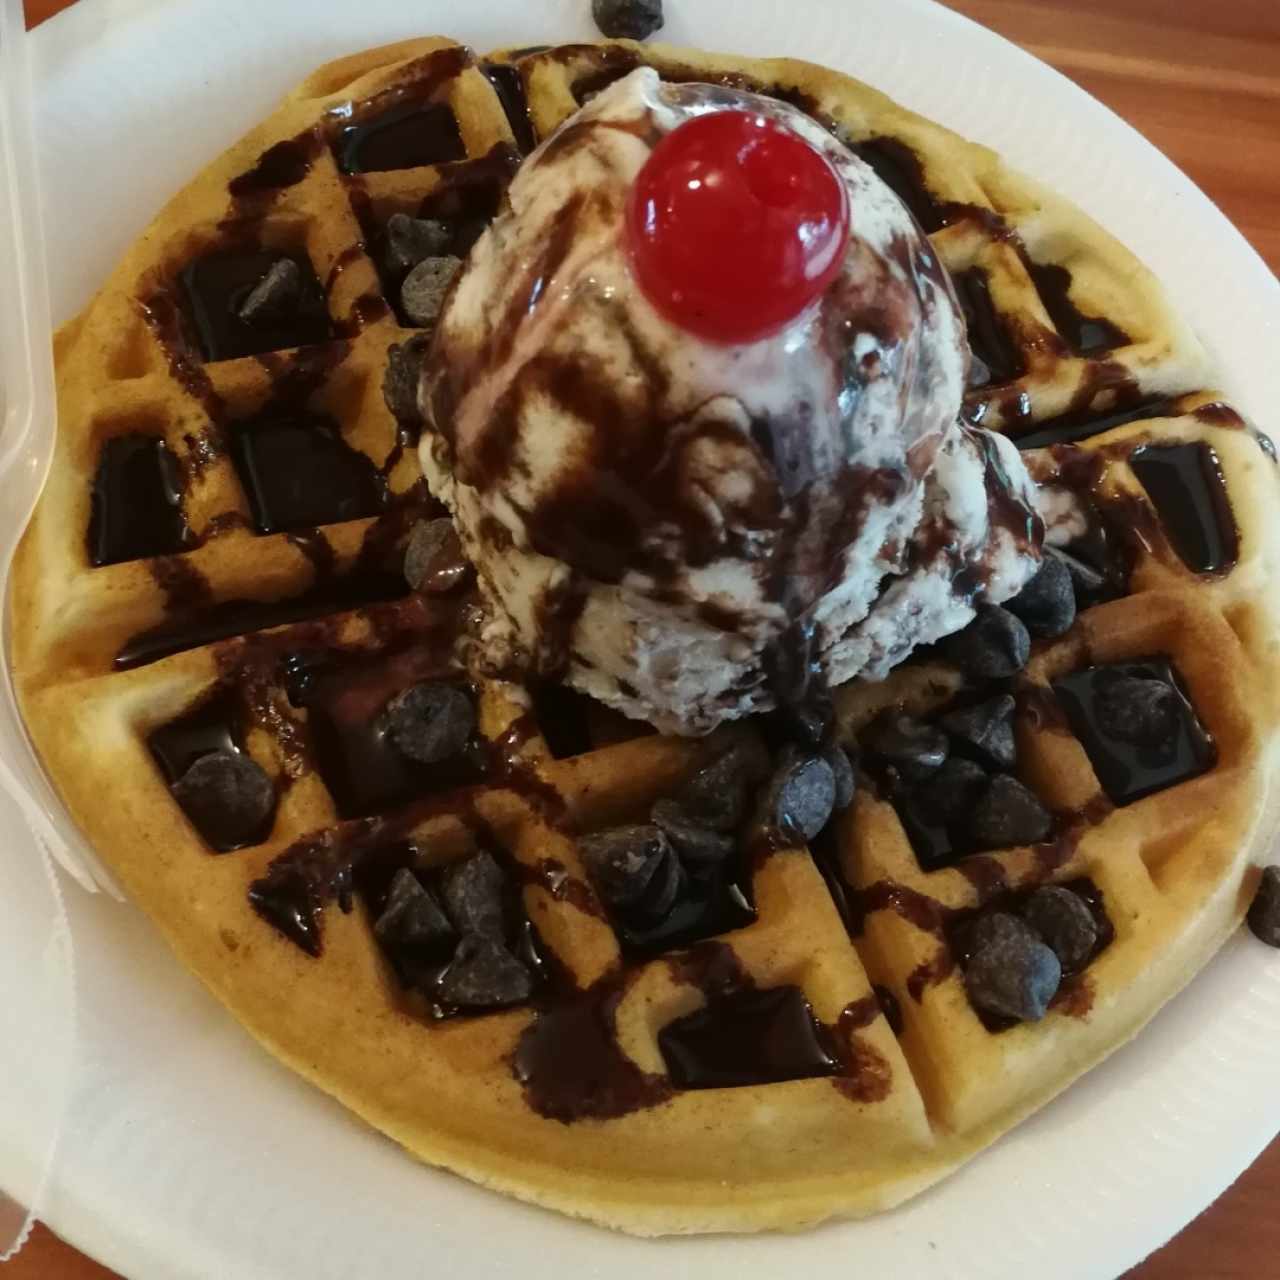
left=626, top=109, right=850, bottom=345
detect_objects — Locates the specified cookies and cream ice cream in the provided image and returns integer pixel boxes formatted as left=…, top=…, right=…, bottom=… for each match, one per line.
left=416, top=68, right=1043, bottom=734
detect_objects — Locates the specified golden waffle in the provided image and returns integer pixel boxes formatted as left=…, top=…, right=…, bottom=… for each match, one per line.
left=11, top=37, right=1280, bottom=1236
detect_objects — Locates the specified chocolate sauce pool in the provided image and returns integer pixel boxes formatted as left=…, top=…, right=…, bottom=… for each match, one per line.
left=89, top=435, right=194, bottom=566
left=1130, top=442, right=1238, bottom=574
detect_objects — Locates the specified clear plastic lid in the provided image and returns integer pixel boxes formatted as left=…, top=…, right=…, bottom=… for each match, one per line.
left=0, top=0, right=85, bottom=1257
left=0, top=0, right=119, bottom=898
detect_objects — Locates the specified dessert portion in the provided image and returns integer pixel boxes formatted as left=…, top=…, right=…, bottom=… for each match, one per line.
left=11, top=34, right=1280, bottom=1238
left=416, top=69, right=1044, bottom=734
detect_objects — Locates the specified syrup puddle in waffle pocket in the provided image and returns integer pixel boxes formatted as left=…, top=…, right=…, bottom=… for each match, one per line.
left=9, top=25, right=1280, bottom=1237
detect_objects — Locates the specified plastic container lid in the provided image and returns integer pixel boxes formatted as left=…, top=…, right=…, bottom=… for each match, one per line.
left=0, top=0, right=119, bottom=898
left=0, top=0, right=88, bottom=1258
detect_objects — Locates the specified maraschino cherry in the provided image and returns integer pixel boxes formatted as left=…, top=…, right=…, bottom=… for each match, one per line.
left=626, top=109, right=850, bottom=345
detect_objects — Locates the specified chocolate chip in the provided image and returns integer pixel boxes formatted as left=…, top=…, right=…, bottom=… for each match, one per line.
left=630, top=842, right=685, bottom=922
left=172, top=750, right=274, bottom=848
left=384, top=212, right=453, bottom=275
left=375, top=867, right=454, bottom=955
left=1247, top=865, right=1280, bottom=948
left=404, top=517, right=471, bottom=594
left=824, top=745, right=856, bottom=810
left=438, top=934, right=533, bottom=1008
left=651, top=798, right=735, bottom=865
left=1049, top=545, right=1107, bottom=603
left=940, top=604, right=1030, bottom=679
left=965, top=933, right=1062, bottom=1022
left=235, top=258, right=301, bottom=326
left=940, top=695, right=1017, bottom=770
left=1022, top=885, right=1098, bottom=971
left=956, top=911, right=1038, bottom=963
left=1094, top=676, right=1178, bottom=747
left=383, top=682, right=475, bottom=764
left=592, top=0, right=664, bottom=40
left=578, top=824, right=673, bottom=907
left=440, top=850, right=507, bottom=940
left=1006, top=556, right=1076, bottom=639
left=400, top=255, right=461, bottom=327
left=766, top=748, right=836, bottom=841
left=971, top=774, right=1052, bottom=848
left=678, top=739, right=771, bottom=832
left=864, top=712, right=949, bottom=782
left=917, top=756, right=988, bottom=824
left=382, top=333, right=429, bottom=428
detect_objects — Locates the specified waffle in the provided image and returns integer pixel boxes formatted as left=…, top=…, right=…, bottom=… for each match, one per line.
left=11, top=36, right=1280, bottom=1236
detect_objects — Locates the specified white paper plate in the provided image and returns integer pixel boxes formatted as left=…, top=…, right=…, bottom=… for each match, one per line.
left=10, top=0, right=1280, bottom=1276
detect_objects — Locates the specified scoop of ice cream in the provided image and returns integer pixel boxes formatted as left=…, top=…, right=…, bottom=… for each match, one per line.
left=417, top=67, right=1042, bottom=734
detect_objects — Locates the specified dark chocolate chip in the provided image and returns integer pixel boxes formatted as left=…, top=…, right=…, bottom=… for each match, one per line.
left=591, top=0, right=664, bottom=40
left=678, top=739, right=771, bottom=832
left=1054, top=661, right=1212, bottom=804
left=956, top=911, right=1038, bottom=963
left=630, top=842, right=685, bottom=922
left=1048, top=544, right=1106, bottom=602
left=864, top=711, right=949, bottom=782
left=235, top=258, right=302, bottom=326
left=374, top=867, right=454, bottom=954
left=917, top=756, right=988, bottom=824
left=1022, top=885, right=1098, bottom=971
left=651, top=798, right=735, bottom=865
left=383, top=682, right=475, bottom=764
left=970, top=774, right=1052, bottom=848
left=940, top=604, right=1030, bottom=679
left=382, top=333, right=429, bottom=427
left=404, top=517, right=471, bottom=594
left=438, top=933, right=533, bottom=1008
left=578, top=824, right=673, bottom=907
left=1247, top=865, right=1280, bottom=948
left=965, top=932, right=1062, bottom=1023
left=384, top=212, right=453, bottom=275
left=400, top=255, right=461, bottom=327
left=824, top=745, right=856, bottom=810
left=440, top=850, right=508, bottom=940
left=171, top=750, right=274, bottom=848
left=940, top=695, right=1017, bottom=770
left=766, top=748, right=836, bottom=841
left=1094, top=676, right=1178, bottom=747
left=1006, top=555, right=1076, bottom=638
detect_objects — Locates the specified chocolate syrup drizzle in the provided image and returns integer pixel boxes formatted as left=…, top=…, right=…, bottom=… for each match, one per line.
left=513, top=940, right=891, bottom=1118
left=513, top=970, right=672, bottom=1121
left=227, top=129, right=321, bottom=208
left=481, top=62, right=537, bottom=155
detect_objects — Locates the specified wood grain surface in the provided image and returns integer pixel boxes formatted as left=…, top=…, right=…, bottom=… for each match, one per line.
left=11, top=0, right=1280, bottom=1275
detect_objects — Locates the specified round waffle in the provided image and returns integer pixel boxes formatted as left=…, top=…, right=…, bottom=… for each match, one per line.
left=11, top=36, right=1280, bottom=1235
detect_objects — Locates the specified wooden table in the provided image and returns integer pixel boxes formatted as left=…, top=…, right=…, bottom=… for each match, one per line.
left=11, top=0, right=1280, bottom=1275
